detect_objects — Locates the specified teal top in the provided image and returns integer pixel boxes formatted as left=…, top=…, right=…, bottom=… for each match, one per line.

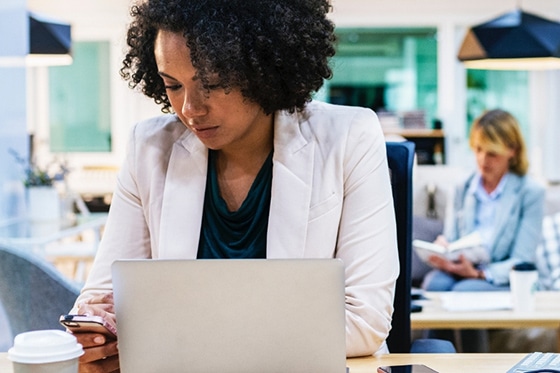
left=197, top=150, right=273, bottom=259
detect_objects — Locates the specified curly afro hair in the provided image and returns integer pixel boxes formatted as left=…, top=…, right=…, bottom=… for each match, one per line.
left=120, top=0, right=336, bottom=114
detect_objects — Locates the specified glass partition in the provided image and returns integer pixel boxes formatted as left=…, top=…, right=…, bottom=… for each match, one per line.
left=326, top=27, right=438, bottom=129
left=48, top=41, right=112, bottom=152
left=466, top=69, right=529, bottom=141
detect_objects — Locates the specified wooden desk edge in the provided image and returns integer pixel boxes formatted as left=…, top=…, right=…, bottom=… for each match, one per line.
left=348, top=353, right=526, bottom=372
left=411, top=291, right=560, bottom=330
left=0, top=353, right=530, bottom=373
left=412, top=319, right=560, bottom=329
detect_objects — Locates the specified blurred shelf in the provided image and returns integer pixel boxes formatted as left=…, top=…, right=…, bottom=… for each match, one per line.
left=384, top=129, right=444, bottom=138
left=384, top=129, right=445, bottom=165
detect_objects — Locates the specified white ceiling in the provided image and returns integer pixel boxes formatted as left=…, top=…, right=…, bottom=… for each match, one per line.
left=28, top=0, right=560, bottom=33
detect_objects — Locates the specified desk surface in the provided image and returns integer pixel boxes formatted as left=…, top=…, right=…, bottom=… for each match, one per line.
left=353, top=354, right=525, bottom=372
left=412, top=291, right=560, bottom=329
left=0, top=353, right=525, bottom=373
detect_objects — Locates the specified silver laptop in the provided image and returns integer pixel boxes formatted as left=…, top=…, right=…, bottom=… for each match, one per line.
left=112, top=259, right=346, bottom=373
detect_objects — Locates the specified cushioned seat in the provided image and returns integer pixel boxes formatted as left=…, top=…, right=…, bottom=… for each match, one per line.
left=0, top=245, right=80, bottom=341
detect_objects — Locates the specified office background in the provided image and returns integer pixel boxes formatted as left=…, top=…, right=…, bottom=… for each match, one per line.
left=2, top=0, right=560, bottom=221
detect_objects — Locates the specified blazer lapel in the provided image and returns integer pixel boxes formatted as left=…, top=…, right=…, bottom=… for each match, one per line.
left=158, top=109, right=313, bottom=259
left=461, top=177, right=477, bottom=237
left=267, top=110, right=314, bottom=258
left=158, top=131, right=208, bottom=258
left=490, top=175, right=521, bottom=248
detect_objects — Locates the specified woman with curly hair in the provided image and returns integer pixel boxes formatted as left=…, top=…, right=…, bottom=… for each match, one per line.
left=70, top=0, right=398, bottom=370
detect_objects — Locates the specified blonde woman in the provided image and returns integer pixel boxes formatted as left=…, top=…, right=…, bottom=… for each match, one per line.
left=423, top=109, right=545, bottom=291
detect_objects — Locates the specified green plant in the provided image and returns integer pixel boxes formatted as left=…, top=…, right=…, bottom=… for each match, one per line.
left=9, top=149, right=69, bottom=187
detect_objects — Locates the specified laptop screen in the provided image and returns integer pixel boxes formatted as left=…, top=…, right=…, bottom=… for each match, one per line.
left=112, top=258, right=346, bottom=373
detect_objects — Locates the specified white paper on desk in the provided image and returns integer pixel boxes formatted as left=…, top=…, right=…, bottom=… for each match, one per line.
left=440, top=292, right=513, bottom=312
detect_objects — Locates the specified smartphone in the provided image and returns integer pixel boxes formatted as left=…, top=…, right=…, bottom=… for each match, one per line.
left=377, top=364, right=439, bottom=373
left=59, top=314, right=117, bottom=338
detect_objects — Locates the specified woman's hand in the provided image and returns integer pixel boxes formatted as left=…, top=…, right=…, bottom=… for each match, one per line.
left=433, top=235, right=449, bottom=248
left=72, top=293, right=120, bottom=373
left=428, top=254, right=479, bottom=279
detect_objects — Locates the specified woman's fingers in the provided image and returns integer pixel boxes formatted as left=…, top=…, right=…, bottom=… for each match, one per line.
left=433, top=235, right=449, bottom=247
left=428, top=255, right=447, bottom=269
left=79, top=354, right=120, bottom=373
left=74, top=332, right=107, bottom=349
left=77, top=293, right=115, bottom=315
left=79, top=339, right=119, bottom=363
left=70, top=294, right=120, bottom=372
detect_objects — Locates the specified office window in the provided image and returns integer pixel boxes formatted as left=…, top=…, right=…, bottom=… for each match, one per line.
left=48, top=41, right=112, bottom=152
left=327, top=28, right=438, bottom=129
left=466, top=70, right=529, bottom=140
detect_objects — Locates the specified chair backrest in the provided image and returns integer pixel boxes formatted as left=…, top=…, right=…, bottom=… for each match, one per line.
left=0, top=245, right=81, bottom=339
left=385, top=141, right=415, bottom=353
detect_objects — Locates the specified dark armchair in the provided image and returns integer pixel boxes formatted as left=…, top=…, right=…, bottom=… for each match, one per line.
left=0, top=245, right=80, bottom=340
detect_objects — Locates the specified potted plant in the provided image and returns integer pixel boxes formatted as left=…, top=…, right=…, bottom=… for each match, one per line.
left=10, top=149, right=69, bottom=221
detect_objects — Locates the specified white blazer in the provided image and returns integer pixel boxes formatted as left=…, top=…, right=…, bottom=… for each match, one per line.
left=77, top=100, right=399, bottom=357
left=444, top=172, right=545, bottom=285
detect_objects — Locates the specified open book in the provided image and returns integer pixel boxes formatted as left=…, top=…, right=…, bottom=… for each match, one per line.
left=413, top=231, right=490, bottom=265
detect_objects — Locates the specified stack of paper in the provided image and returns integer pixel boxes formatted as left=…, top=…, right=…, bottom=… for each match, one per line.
left=439, top=292, right=512, bottom=312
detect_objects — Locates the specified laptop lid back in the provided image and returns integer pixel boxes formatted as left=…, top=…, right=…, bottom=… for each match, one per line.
left=112, top=259, right=346, bottom=373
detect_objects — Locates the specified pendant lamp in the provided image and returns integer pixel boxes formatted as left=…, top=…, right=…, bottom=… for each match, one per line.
left=29, top=13, right=71, bottom=55
left=458, top=9, right=560, bottom=70
left=0, top=12, right=72, bottom=67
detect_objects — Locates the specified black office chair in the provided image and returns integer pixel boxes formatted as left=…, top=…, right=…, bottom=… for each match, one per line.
left=385, top=141, right=415, bottom=353
left=0, top=245, right=81, bottom=341
left=385, top=141, right=455, bottom=353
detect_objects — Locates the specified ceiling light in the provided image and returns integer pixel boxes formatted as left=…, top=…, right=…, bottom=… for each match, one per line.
left=0, top=12, right=72, bottom=67
left=458, top=9, right=560, bottom=70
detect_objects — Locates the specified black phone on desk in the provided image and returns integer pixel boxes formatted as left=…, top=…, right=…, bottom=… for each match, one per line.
left=411, top=288, right=427, bottom=301
left=59, top=314, right=117, bottom=338
left=411, top=302, right=423, bottom=313
left=377, top=364, right=438, bottom=373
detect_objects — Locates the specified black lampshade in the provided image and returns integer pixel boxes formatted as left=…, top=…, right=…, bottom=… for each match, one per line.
left=0, top=11, right=72, bottom=67
left=458, top=9, right=560, bottom=70
left=29, top=12, right=71, bottom=55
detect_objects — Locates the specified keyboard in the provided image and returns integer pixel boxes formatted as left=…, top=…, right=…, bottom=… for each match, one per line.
left=507, top=352, right=560, bottom=373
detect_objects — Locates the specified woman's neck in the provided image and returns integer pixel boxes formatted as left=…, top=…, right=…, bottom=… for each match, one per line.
left=214, top=119, right=274, bottom=211
left=481, top=172, right=506, bottom=194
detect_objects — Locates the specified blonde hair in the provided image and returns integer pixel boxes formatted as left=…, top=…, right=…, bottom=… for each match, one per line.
left=469, top=109, right=529, bottom=175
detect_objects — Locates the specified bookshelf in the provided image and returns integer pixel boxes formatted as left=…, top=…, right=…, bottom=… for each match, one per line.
left=384, top=129, right=445, bottom=165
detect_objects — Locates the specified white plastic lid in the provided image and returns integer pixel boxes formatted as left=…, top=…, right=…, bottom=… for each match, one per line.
left=8, top=330, right=84, bottom=364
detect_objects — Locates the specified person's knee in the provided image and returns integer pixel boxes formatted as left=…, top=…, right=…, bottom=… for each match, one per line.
left=422, top=271, right=455, bottom=291
left=424, top=281, right=452, bottom=291
left=452, top=279, right=506, bottom=291
left=452, top=279, right=485, bottom=291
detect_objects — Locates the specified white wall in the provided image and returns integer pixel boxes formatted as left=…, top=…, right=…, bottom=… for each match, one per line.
left=22, top=0, right=560, bottom=184
left=330, top=0, right=560, bottom=25
left=0, top=0, right=30, bottom=220
left=26, top=0, right=161, bottom=175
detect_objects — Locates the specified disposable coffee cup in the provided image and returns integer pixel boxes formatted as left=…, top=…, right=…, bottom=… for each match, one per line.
left=8, top=329, right=83, bottom=373
left=509, top=262, right=538, bottom=313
